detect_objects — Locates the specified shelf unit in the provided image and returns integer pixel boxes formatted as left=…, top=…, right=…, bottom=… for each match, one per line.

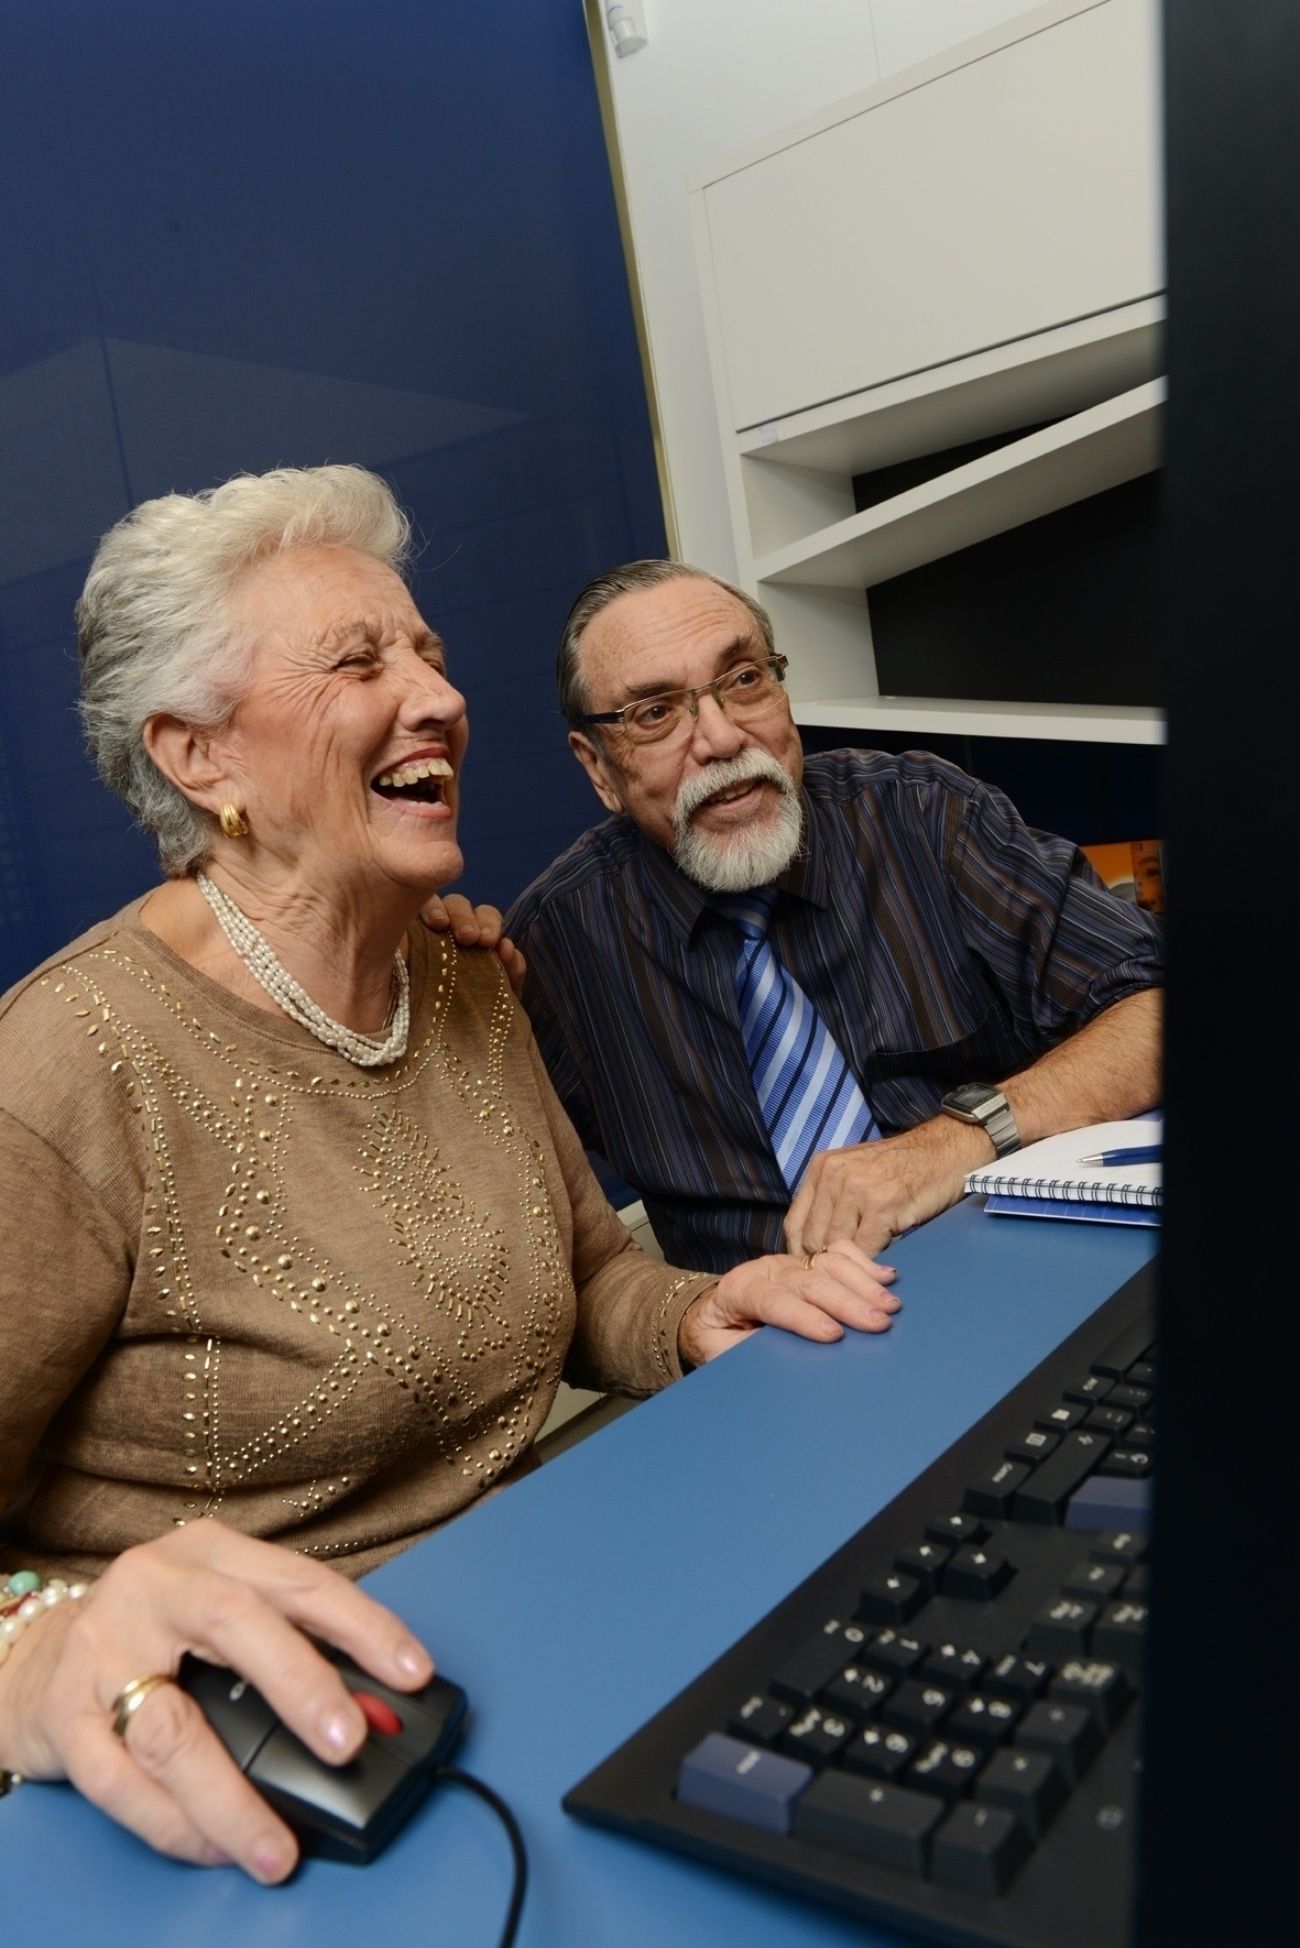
left=690, top=0, right=1166, bottom=748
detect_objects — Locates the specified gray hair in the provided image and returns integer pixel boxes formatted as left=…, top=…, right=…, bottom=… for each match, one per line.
left=556, top=559, right=776, bottom=728
left=77, top=464, right=412, bottom=874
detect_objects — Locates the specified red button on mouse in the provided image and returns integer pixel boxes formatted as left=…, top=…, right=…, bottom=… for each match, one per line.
left=353, top=1690, right=403, bottom=1737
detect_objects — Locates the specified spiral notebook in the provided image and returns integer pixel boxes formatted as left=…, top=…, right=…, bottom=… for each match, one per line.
left=965, top=1117, right=1162, bottom=1227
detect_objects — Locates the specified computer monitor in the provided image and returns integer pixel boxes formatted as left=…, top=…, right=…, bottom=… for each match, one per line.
left=1137, top=3, right=1295, bottom=1939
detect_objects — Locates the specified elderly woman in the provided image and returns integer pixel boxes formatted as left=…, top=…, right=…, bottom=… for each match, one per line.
left=0, top=465, right=898, bottom=1880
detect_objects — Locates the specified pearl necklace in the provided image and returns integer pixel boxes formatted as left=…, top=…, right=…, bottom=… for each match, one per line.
left=196, top=872, right=410, bottom=1067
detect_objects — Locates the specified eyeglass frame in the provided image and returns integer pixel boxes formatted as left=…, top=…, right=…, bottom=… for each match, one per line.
left=574, top=653, right=790, bottom=742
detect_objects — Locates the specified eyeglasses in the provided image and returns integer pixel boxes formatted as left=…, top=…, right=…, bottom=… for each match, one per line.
left=577, top=655, right=789, bottom=747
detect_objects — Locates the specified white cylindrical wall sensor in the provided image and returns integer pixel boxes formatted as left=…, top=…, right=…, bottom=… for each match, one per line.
left=606, top=3, right=648, bottom=58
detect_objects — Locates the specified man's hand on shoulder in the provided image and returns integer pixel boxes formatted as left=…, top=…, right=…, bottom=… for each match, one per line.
left=784, top=1116, right=993, bottom=1259
left=421, top=893, right=527, bottom=997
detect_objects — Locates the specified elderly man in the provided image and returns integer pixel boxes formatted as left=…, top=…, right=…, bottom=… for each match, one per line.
left=498, top=560, right=1162, bottom=1275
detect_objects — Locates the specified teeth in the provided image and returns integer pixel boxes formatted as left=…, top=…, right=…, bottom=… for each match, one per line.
left=376, top=756, right=454, bottom=789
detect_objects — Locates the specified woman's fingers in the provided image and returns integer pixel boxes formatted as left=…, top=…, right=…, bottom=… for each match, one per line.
left=68, top=1696, right=299, bottom=1881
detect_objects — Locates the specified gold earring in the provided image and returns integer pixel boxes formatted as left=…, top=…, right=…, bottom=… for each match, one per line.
left=218, top=802, right=250, bottom=841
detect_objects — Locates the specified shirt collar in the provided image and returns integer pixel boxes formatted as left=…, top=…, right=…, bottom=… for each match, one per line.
left=629, top=780, right=834, bottom=943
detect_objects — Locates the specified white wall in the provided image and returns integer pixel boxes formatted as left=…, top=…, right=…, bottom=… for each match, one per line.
left=594, top=0, right=1049, bottom=575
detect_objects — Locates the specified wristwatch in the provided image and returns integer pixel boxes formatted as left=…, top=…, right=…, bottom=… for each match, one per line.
left=941, top=1083, right=1021, bottom=1158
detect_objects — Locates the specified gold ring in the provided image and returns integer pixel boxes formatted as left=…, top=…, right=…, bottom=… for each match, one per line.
left=801, top=1249, right=824, bottom=1271
left=110, top=1672, right=177, bottom=1740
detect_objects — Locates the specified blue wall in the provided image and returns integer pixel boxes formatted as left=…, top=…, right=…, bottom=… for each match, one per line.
left=0, top=0, right=665, bottom=989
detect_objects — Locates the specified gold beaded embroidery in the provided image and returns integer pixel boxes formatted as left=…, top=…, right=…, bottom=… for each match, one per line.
left=35, top=933, right=574, bottom=1555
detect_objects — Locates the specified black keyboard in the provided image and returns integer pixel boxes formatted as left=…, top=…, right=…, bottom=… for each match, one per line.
left=564, top=1262, right=1156, bottom=1948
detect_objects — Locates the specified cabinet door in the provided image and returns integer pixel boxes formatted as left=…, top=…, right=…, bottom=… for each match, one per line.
left=702, top=0, right=1162, bottom=431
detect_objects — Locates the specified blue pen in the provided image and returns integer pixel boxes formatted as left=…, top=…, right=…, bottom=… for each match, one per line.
left=1076, top=1143, right=1162, bottom=1167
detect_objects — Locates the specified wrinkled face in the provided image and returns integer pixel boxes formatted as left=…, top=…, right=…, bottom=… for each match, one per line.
left=214, top=543, right=469, bottom=901
left=569, top=578, right=804, bottom=879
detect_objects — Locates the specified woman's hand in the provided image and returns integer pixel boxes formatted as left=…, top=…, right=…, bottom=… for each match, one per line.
left=421, top=894, right=527, bottom=997
left=0, top=1523, right=434, bottom=1883
left=677, top=1238, right=900, bottom=1366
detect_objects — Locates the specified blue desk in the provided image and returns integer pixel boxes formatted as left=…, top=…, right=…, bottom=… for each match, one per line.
left=2, top=1201, right=1155, bottom=1945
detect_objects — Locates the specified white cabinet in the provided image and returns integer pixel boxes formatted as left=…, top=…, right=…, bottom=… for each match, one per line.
left=691, top=0, right=1166, bottom=746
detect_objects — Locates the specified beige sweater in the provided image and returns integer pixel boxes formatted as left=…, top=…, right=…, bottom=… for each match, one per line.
left=0, top=907, right=710, bottom=1580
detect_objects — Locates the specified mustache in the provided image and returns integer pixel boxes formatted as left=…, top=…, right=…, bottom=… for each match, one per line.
left=673, top=750, right=795, bottom=831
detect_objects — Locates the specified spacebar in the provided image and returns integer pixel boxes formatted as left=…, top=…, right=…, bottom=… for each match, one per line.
left=1013, top=1432, right=1111, bottom=1522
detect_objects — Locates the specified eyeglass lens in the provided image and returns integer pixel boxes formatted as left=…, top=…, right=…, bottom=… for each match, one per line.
left=625, top=662, right=784, bottom=742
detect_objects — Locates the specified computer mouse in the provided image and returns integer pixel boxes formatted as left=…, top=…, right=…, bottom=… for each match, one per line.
left=180, top=1649, right=468, bottom=1864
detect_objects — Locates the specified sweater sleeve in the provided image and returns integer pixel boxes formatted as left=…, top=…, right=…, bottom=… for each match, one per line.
left=0, top=1114, right=133, bottom=1574
left=523, top=1034, right=712, bottom=1396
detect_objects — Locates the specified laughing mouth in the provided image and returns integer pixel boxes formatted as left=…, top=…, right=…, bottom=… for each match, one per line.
left=372, top=755, right=454, bottom=805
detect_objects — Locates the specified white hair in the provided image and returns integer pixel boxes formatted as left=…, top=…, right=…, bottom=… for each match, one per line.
left=77, top=464, right=412, bottom=874
left=671, top=749, right=804, bottom=892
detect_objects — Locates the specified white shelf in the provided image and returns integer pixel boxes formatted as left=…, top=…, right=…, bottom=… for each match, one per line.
left=756, top=379, right=1164, bottom=592
left=793, top=695, right=1165, bottom=747
left=689, top=0, right=1165, bottom=746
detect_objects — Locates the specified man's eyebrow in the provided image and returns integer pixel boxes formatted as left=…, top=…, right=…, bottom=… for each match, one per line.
left=616, top=637, right=760, bottom=702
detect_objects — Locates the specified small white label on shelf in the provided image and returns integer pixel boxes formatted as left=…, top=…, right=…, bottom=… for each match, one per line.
left=758, top=422, right=780, bottom=446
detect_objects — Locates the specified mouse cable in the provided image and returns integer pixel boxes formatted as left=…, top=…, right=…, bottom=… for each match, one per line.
left=433, top=1765, right=528, bottom=1948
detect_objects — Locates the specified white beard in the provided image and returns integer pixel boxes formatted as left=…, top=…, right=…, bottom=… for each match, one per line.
left=672, top=749, right=804, bottom=893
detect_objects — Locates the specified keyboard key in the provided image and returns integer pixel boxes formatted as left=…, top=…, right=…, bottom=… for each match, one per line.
left=677, top=1733, right=811, bottom=1833
left=963, top=1459, right=1032, bottom=1518
left=1087, top=1528, right=1150, bottom=1566
left=858, top=1570, right=925, bottom=1625
left=1064, top=1373, right=1113, bottom=1405
left=781, top=1706, right=854, bottom=1767
left=1015, top=1700, right=1101, bottom=1786
left=986, top=1653, right=1052, bottom=1701
left=1128, top=1419, right=1157, bottom=1450
left=1084, top=1405, right=1134, bottom=1437
left=1095, top=1448, right=1153, bottom=1478
left=1106, top=1383, right=1153, bottom=1412
left=793, top=1770, right=945, bottom=1873
left=771, top=1620, right=871, bottom=1702
left=908, top=1737, right=984, bottom=1800
left=1027, top=1595, right=1100, bottom=1661
left=975, top=1747, right=1069, bottom=1841
left=1035, top=1401, right=1086, bottom=1434
left=862, top=1629, right=928, bottom=1677
left=728, top=1694, right=794, bottom=1745
left=1005, top=1427, right=1060, bottom=1464
left=1061, top=1558, right=1125, bottom=1601
left=1091, top=1316, right=1155, bottom=1379
left=1050, top=1658, right=1133, bottom=1732
left=841, top=1722, right=917, bottom=1780
left=882, top=1679, right=955, bottom=1736
left=1013, top=1430, right=1111, bottom=1524
left=1127, top=1359, right=1157, bottom=1387
left=822, top=1663, right=892, bottom=1720
left=947, top=1692, right=1022, bottom=1747
left=1123, top=1563, right=1150, bottom=1599
left=931, top=1802, right=1030, bottom=1895
left=1093, top=1600, right=1149, bottom=1676
left=893, top=1541, right=951, bottom=1592
left=925, top=1513, right=986, bottom=1548
left=940, top=1545, right=1012, bottom=1600
left=1064, top=1475, right=1153, bottom=1532
left=921, top=1641, right=987, bottom=1689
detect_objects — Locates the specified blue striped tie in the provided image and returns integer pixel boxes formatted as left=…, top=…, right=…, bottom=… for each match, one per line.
left=719, top=889, right=879, bottom=1193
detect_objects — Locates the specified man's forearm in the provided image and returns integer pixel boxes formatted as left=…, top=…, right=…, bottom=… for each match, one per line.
left=1000, top=987, right=1162, bottom=1149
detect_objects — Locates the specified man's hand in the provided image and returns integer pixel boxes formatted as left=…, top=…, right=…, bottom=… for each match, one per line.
left=677, top=1237, right=899, bottom=1366
left=784, top=1116, right=993, bottom=1259
left=421, top=893, right=527, bottom=997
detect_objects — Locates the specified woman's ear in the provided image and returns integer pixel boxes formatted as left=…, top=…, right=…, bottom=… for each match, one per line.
left=142, top=714, right=233, bottom=816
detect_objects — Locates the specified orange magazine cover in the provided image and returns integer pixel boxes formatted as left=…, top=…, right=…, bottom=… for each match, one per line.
left=1080, top=838, right=1165, bottom=917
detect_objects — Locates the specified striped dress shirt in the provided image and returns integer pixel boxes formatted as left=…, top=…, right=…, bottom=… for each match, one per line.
left=506, top=750, right=1164, bottom=1274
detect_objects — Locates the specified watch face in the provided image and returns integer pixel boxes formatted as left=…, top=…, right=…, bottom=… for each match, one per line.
left=945, top=1084, right=995, bottom=1115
